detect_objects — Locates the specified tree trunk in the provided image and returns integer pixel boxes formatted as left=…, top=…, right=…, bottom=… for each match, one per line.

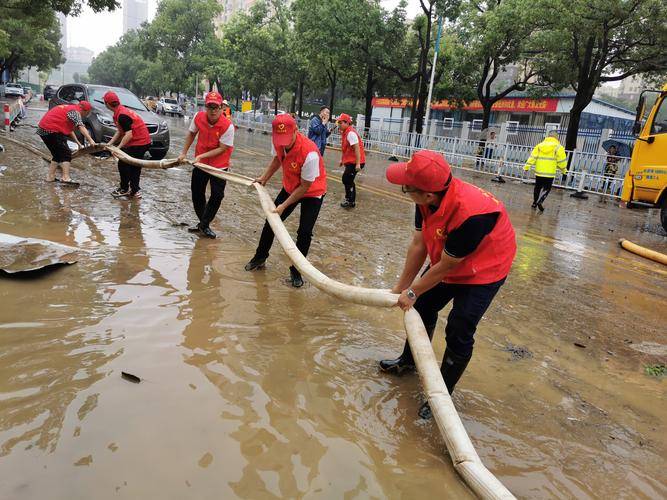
left=297, top=77, right=304, bottom=118
left=328, top=69, right=337, bottom=116
left=274, top=89, right=279, bottom=115
left=289, top=83, right=297, bottom=114
left=414, top=13, right=433, bottom=135
left=363, top=65, right=375, bottom=132
left=565, top=91, right=593, bottom=151
left=408, top=72, right=421, bottom=133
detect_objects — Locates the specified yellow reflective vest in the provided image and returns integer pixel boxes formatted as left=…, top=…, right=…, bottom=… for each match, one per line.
left=523, top=137, right=568, bottom=178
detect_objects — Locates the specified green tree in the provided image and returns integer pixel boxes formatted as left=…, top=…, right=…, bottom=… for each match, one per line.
left=143, top=0, right=221, bottom=96
left=6, top=0, right=118, bottom=15
left=0, top=6, right=63, bottom=78
left=443, top=0, right=543, bottom=131
left=534, top=0, right=667, bottom=150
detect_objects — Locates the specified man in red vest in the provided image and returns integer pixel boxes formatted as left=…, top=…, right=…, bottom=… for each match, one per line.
left=244, top=114, right=327, bottom=288
left=337, top=113, right=365, bottom=208
left=37, top=101, right=97, bottom=184
left=177, top=91, right=235, bottom=239
left=103, top=91, right=152, bottom=198
left=381, top=150, right=516, bottom=419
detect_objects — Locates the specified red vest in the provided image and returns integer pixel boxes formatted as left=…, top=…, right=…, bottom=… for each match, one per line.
left=38, top=104, right=80, bottom=135
left=275, top=133, right=327, bottom=197
left=341, top=126, right=366, bottom=164
left=113, top=105, right=151, bottom=147
left=420, top=178, right=516, bottom=285
left=194, top=111, right=234, bottom=169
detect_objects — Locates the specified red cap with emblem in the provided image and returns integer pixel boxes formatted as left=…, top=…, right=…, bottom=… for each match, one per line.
left=205, top=92, right=223, bottom=105
left=337, top=113, right=352, bottom=124
left=272, top=114, right=297, bottom=147
left=386, top=150, right=452, bottom=192
left=103, top=91, right=120, bottom=105
left=78, top=100, right=92, bottom=112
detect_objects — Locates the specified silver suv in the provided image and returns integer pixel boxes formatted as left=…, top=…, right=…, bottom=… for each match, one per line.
left=156, top=97, right=183, bottom=117
left=49, top=84, right=170, bottom=160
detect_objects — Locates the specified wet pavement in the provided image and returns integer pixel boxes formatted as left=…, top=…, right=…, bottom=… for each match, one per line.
left=0, top=104, right=665, bottom=499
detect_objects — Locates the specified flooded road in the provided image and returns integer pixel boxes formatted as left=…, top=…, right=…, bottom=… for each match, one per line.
left=0, top=106, right=665, bottom=499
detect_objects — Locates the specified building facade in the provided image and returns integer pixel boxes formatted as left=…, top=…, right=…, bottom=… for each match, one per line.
left=123, top=0, right=149, bottom=34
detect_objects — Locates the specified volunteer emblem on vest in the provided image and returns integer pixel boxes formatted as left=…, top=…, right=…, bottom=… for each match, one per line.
left=290, top=161, right=298, bottom=171
left=435, top=227, right=447, bottom=239
left=277, top=123, right=286, bottom=132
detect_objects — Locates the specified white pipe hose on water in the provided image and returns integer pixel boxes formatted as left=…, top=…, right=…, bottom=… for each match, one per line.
left=2, top=137, right=515, bottom=500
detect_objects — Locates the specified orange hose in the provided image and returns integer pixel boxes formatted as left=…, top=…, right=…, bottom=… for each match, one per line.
left=619, top=239, right=667, bottom=266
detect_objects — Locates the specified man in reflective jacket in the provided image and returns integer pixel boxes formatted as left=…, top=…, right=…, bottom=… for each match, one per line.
left=523, top=130, right=567, bottom=211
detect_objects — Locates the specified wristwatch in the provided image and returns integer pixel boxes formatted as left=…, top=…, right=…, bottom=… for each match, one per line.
left=407, top=288, right=417, bottom=301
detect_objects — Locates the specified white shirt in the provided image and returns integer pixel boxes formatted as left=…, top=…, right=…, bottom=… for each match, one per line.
left=346, top=129, right=359, bottom=146
left=271, top=144, right=320, bottom=182
left=189, top=118, right=235, bottom=146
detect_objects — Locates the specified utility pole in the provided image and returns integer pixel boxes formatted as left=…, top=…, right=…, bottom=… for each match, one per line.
left=423, top=15, right=444, bottom=138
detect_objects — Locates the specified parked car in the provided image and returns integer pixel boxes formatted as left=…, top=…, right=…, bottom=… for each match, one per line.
left=156, top=97, right=183, bottom=117
left=43, top=85, right=58, bottom=100
left=49, top=83, right=170, bottom=160
left=4, top=83, right=24, bottom=98
left=143, top=95, right=158, bottom=111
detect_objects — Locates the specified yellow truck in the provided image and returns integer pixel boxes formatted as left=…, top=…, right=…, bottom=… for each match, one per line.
left=622, top=83, right=667, bottom=232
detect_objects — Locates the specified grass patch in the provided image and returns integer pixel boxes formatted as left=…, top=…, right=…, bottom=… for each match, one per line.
left=644, top=364, right=666, bottom=378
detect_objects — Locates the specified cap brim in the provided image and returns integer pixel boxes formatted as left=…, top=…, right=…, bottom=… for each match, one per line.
left=385, top=162, right=410, bottom=185
left=272, top=131, right=294, bottom=146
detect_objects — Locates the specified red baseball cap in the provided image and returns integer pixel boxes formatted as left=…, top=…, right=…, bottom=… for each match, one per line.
left=205, top=92, right=223, bottom=105
left=272, top=114, right=297, bottom=147
left=337, top=113, right=352, bottom=124
left=78, top=100, right=92, bottom=112
left=386, top=150, right=453, bottom=192
left=103, top=91, right=119, bottom=105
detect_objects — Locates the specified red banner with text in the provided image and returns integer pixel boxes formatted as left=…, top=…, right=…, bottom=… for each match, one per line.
left=372, top=97, right=559, bottom=113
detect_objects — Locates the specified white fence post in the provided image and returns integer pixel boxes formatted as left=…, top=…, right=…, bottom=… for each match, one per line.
left=598, top=128, right=612, bottom=155
left=460, top=121, right=470, bottom=141
left=570, top=150, right=589, bottom=199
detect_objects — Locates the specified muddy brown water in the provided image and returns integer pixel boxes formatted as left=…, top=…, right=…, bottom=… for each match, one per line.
left=0, top=108, right=665, bottom=499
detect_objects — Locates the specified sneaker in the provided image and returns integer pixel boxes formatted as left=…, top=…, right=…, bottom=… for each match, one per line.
left=187, top=224, right=202, bottom=233
left=537, top=203, right=545, bottom=212
left=531, top=202, right=537, bottom=209
left=112, top=187, right=129, bottom=197
left=289, top=267, right=304, bottom=288
left=379, top=357, right=415, bottom=375
left=200, top=225, right=216, bottom=239
left=131, top=189, right=142, bottom=199
left=244, top=256, right=266, bottom=271
left=340, top=200, right=355, bottom=208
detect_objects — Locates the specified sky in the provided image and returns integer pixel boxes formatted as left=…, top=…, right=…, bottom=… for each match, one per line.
left=66, top=0, right=421, bottom=56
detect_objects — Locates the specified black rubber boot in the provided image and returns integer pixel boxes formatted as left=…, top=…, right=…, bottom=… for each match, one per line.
left=418, top=348, right=472, bottom=420
left=200, top=225, right=217, bottom=238
left=380, top=326, right=435, bottom=375
left=289, top=266, right=304, bottom=288
left=244, top=256, right=267, bottom=271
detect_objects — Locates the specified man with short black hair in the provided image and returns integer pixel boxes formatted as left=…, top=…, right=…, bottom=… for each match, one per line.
left=382, top=150, right=516, bottom=419
left=308, top=106, right=331, bottom=156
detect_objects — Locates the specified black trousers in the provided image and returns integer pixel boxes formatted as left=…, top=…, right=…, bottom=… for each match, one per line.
left=118, top=144, right=149, bottom=192
left=191, top=167, right=227, bottom=227
left=342, top=163, right=364, bottom=203
left=400, top=278, right=505, bottom=365
left=253, top=188, right=324, bottom=261
left=533, top=176, right=554, bottom=204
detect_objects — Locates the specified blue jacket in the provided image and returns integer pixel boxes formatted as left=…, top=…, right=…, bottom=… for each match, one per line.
left=308, top=115, right=331, bottom=156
